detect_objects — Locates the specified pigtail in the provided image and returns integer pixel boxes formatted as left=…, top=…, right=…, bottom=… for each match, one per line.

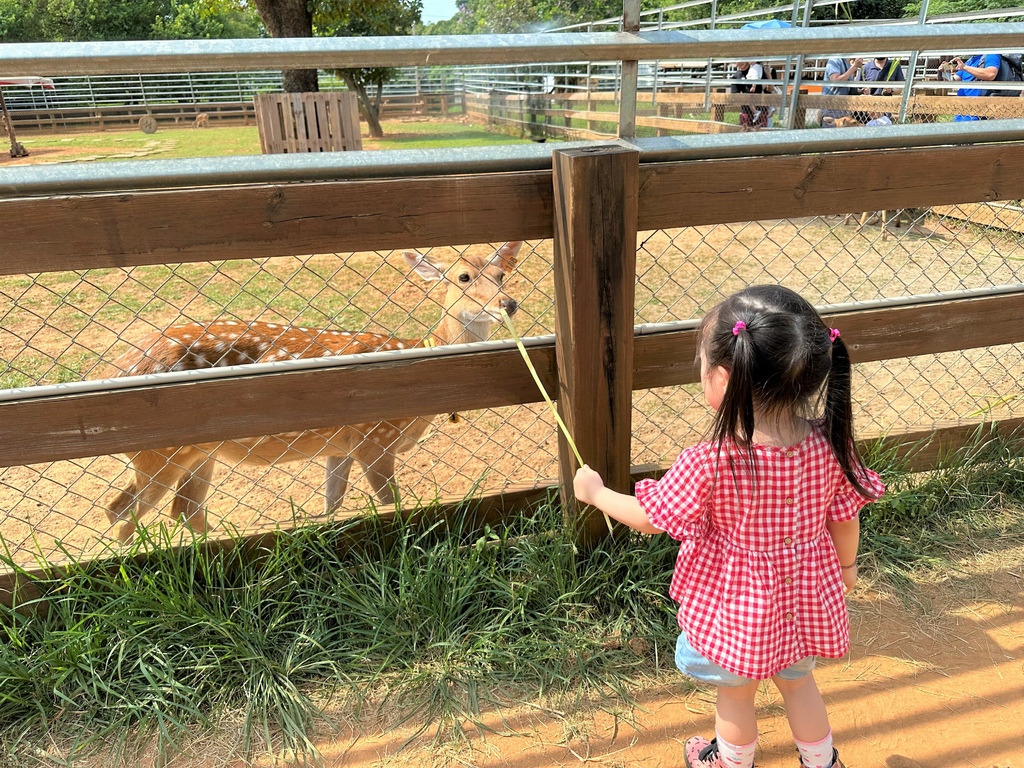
left=717, top=326, right=757, bottom=448
left=708, top=320, right=760, bottom=490
left=824, top=336, right=879, bottom=498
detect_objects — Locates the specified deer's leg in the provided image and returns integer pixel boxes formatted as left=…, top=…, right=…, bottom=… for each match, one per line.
left=106, top=449, right=188, bottom=542
left=353, top=441, right=398, bottom=508
left=171, top=451, right=217, bottom=533
left=361, top=457, right=398, bottom=508
left=324, top=455, right=355, bottom=513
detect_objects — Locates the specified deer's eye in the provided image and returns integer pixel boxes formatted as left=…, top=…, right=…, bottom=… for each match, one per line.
left=459, top=273, right=471, bottom=283
left=498, top=273, right=506, bottom=283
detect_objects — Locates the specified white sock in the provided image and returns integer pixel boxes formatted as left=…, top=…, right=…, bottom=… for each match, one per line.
left=714, top=732, right=757, bottom=768
left=795, top=730, right=834, bottom=768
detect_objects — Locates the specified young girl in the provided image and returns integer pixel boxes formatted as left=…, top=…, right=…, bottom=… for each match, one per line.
left=574, top=285, right=884, bottom=768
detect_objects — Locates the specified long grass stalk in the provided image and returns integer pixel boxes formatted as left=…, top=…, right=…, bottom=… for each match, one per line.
left=500, top=309, right=615, bottom=536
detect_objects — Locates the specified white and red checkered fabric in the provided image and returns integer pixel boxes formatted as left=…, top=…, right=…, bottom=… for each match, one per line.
left=635, top=425, right=885, bottom=680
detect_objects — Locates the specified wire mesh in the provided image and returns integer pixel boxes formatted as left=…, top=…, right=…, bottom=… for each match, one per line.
left=0, top=242, right=557, bottom=565
left=629, top=204, right=1024, bottom=469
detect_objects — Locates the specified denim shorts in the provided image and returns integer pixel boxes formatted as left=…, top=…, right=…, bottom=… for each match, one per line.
left=675, top=629, right=816, bottom=687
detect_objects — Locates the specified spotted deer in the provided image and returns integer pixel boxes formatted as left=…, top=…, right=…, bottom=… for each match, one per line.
left=103, top=242, right=522, bottom=541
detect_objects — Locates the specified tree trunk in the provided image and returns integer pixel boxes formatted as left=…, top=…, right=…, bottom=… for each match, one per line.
left=252, top=0, right=318, bottom=93
left=341, top=73, right=384, bottom=138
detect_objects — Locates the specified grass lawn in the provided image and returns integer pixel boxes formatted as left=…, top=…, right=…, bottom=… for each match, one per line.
left=8, top=119, right=542, bottom=165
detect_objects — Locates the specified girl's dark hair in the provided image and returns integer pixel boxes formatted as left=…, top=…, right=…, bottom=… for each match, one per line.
left=699, top=285, right=876, bottom=497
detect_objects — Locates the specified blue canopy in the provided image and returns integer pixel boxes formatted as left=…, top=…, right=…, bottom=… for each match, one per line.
left=741, top=19, right=792, bottom=29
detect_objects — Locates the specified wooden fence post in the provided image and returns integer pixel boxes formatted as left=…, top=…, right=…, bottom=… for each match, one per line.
left=552, top=145, right=639, bottom=548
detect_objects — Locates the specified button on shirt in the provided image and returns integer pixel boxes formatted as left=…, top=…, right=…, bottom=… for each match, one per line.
left=635, top=427, right=885, bottom=680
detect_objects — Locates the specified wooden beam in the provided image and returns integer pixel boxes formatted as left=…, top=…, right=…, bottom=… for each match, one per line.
left=1, top=291, right=1020, bottom=468
left=552, top=145, right=639, bottom=546
left=633, top=291, right=1024, bottom=388
left=0, top=346, right=555, bottom=467
left=7, top=144, right=1024, bottom=277
left=637, top=143, right=1024, bottom=230
left=0, top=172, right=554, bottom=276
left=931, top=202, right=1024, bottom=234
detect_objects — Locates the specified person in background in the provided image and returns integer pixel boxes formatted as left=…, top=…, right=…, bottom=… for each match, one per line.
left=947, top=53, right=1000, bottom=121
left=730, top=60, right=776, bottom=130
left=574, top=285, right=885, bottom=768
left=820, top=56, right=864, bottom=127
left=860, top=56, right=905, bottom=125
left=861, top=56, right=905, bottom=95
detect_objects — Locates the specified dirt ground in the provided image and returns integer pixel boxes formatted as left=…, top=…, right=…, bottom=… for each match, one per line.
left=139, top=543, right=1019, bottom=768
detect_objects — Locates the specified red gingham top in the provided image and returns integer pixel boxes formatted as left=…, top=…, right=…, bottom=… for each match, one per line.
left=635, top=426, right=885, bottom=680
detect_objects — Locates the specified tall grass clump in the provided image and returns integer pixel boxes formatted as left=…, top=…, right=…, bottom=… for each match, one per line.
left=860, top=430, right=1024, bottom=586
left=0, top=501, right=680, bottom=766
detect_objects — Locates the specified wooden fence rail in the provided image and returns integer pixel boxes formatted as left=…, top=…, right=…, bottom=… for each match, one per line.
left=467, top=90, right=1024, bottom=138
left=4, top=92, right=461, bottom=134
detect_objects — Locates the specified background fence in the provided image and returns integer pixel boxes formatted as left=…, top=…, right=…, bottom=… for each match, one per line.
left=1, top=20, right=1023, bottom=576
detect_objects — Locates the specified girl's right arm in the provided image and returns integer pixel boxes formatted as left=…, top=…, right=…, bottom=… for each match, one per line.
left=573, top=465, right=664, bottom=534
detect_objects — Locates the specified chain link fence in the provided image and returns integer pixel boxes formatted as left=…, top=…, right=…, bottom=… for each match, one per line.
left=3, top=195, right=1023, bottom=565
left=630, top=207, right=1024, bottom=468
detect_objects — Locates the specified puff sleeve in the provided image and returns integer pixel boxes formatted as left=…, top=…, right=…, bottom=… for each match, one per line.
left=634, top=444, right=714, bottom=540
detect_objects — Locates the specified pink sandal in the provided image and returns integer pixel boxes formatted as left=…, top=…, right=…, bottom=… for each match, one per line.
left=685, top=737, right=731, bottom=767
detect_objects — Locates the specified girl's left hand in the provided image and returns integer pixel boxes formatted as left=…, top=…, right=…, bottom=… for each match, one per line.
left=841, top=564, right=858, bottom=593
left=573, top=464, right=605, bottom=505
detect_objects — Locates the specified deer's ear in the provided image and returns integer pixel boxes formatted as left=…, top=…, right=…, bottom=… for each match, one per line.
left=403, top=251, right=444, bottom=282
left=493, top=241, right=522, bottom=271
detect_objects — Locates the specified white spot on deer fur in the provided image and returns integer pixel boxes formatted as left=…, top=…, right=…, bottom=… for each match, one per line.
left=266, top=323, right=279, bottom=329
left=225, top=321, right=239, bottom=326
left=395, top=342, right=405, bottom=349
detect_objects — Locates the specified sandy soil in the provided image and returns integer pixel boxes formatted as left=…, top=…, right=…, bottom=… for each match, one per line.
left=120, top=543, right=1020, bottom=768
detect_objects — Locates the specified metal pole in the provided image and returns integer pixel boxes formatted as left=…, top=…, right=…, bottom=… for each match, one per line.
left=783, top=0, right=815, bottom=130
left=703, top=0, right=718, bottom=112
left=619, top=0, right=640, bottom=138
left=776, top=0, right=803, bottom=126
left=898, top=0, right=931, bottom=125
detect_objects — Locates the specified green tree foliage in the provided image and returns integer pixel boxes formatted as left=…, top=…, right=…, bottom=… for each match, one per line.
left=316, top=0, right=422, bottom=137
left=0, top=0, right=260, bottom=42
left=152, top=0, right=262, bottom=39
left=0, top=0, right=44, bottom=41
left=421, top=0, right=1024, bottom=33
left=904, top=0, right=1024, bottom=16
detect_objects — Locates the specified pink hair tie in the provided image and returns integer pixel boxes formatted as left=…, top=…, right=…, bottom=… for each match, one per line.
left=732, top=321, right=747, bottom=336
left=829, top=328, right=841, bottom=343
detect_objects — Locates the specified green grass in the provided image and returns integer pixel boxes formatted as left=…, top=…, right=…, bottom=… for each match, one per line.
left=366, top=120, right=536, bottom=150
left=14, top=119, right=536, bottom=163
left=0, top=431, right=1021, bottom=765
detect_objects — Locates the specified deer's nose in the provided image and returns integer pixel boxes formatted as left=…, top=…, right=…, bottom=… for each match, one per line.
left=500, top=298, right=518, bottom=316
